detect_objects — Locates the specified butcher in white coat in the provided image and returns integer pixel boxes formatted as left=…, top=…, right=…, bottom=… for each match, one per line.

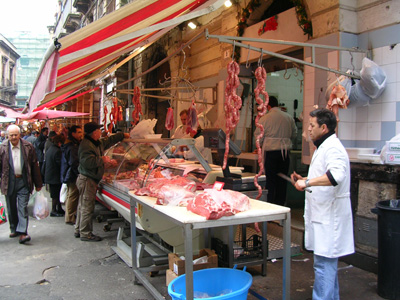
left=291, top=108, right=354, bottom=300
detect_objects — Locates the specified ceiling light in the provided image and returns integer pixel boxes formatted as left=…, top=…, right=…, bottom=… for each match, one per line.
left=224, top=0, right=232, bottom=7
left=188, top=21, right=197, bottom=29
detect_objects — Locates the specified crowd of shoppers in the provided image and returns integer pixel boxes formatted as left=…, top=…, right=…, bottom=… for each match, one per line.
left=0, top=121, right=128, bottom=244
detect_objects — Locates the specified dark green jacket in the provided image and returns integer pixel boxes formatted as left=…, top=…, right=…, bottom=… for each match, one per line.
left=78, top=132, right=124, bottom=183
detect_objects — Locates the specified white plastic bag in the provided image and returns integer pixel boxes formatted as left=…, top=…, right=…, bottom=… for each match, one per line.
left=33, top=191, right=50, bottom=220
left=130, top=119, right=158, bottom=138
left=349, top=79, right=372, bottom=107
left=360, top=57, right=387, bottom=99
left=60, top=183, right=68, bottom=204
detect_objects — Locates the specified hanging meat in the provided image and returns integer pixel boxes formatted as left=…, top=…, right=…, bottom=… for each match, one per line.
left=223, top=61, right=242, bottom=169
left=118, top=106, right=124, bottom=122
left=186, top=100, right=198, bottom=135
left=326, top=83, right=349, bottom=121
left=165, top=107, right=174, bottom=131
left=253, top=66, right=269, bottom=200
left=131, top=86, right=142, bottom=126
left=103, top=105, right=109, bottom=134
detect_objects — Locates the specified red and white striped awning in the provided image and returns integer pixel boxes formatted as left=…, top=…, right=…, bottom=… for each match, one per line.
left=29, top=0, right=225, bottom=112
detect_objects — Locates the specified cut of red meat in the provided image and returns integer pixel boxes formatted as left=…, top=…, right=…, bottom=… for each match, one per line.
left=165, top=107, right=174, bottom=131
left=186, top=100, right=198, bottom=135
left=187, top=189, right=250, bottom=220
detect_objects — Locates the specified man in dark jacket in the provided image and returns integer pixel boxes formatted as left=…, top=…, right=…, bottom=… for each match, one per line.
left=61, top=125, right=83, bottom=225
left=75, top=122, right=129, bottom=242
left=0, top=125, right=42, bottom=244
left=33, top=127, right=48, bottom=182
left=44, top=134, right=66, bottom=217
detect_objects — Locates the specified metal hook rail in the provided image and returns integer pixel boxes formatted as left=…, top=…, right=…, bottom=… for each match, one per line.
left=205, top=29, right=370, bottom=80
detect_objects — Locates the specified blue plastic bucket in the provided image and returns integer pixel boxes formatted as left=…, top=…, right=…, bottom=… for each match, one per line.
left=168, top=267, right=253, bottom=300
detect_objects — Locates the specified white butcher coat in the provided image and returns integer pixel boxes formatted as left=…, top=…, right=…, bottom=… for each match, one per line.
left=305, top=134, right=354, bottom=258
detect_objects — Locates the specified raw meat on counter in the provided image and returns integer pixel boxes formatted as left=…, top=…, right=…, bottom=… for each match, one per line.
left=156, top=184, right=195, bottom=206
left=187, top=189, right=250, bottom=220
left=135, top=176, right=197, bottom=198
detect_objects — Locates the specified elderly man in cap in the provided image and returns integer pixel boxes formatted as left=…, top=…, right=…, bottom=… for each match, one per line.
left=74, top=122, right=129, bottom=242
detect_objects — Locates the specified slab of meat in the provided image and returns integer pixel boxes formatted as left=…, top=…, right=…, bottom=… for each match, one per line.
left=223, top=61, right=242, bottom=169
left=187, top=189, right=250, bottom=220
left=326, top=83, right=349, bottom=121
left=186, top=100, right=198, bottom=135
left=156, top=184, right=195, bottom=206
left=135, top=176, right=196, bottom=198
left=165, top=107, right=174, bottom=131
left=253, top=66, right=269, bottom=199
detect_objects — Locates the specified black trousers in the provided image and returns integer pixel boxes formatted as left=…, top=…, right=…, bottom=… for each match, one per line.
left=264, top=150, right=290, bottom=206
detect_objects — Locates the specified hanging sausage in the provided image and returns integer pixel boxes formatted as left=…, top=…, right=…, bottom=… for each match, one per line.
left=223, top=61, right=242, bottom=170
left=253, top=66, right=269, bottom=200
left=131, top=86, right=142, bottom=126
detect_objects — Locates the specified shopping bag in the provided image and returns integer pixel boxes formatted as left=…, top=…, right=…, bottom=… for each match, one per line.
left=60, top=183, right=68, bottom=204
left=0, top=196, right=7, bottom=225
left=33, top=191, right=50, bottom=220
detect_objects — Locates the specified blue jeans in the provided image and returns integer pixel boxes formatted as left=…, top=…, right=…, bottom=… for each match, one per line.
left=313, top=254, right=339, bottom=300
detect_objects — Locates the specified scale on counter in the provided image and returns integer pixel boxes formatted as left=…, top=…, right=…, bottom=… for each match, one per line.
left=203, top=128, right=265, bottom=191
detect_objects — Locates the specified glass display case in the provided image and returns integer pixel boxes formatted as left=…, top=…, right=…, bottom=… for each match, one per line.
left=101, top=138, right=217, bottom=192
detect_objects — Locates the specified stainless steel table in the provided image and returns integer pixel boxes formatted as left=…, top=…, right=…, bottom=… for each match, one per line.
left=128, top=192, right=291, bottom=300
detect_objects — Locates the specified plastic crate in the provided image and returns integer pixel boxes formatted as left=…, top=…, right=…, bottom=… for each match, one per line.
left=211, top=234, right=268, bottom=266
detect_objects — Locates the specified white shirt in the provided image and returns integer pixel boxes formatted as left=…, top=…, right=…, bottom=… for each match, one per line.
left=184, top=136, right=213, bottom=164
left=172, top=125, right=188, bottom=139
left=11, top=141, right=22, bottom=175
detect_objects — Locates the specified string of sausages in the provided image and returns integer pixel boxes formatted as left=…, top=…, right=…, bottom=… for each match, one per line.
left=131, top=86, right=142, bottom=126
left=223, top=61, right=242, bottom=169
left=103, top=97, right=123, bottom=134
left=253, top=66, right=269, bottom=200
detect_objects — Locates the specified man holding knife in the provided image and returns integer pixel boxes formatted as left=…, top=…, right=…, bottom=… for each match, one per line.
left=291, top=108, right=354, bottom=300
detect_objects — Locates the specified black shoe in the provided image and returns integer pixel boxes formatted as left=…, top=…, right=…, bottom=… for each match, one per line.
left=50, top=211, right=64, bottom=217
left=80, top=233, right=102, bottom=242
left=19, top=234, right=31, bottom=244
left=74, top=232, right=80, bottom=238
left=9, top=231, right=19, bottom=238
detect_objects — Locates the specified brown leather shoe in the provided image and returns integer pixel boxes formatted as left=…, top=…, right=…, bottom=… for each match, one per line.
left=9, top=232, right=19, bottom=238
left=19, top=234, right=31, bottom=244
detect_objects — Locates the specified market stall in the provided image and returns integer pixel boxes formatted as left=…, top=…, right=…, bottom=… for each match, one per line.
left=96, top=136, right=252, bottom=262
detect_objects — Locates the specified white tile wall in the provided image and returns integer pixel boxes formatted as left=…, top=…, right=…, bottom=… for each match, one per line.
left=381, top=82, right=396, bottom=103
left=381, top=46, right=397, bottom=65
left=367, top=122, right=381, bottom=140
left=338, top=121, right=355, bottom=140
left=356, top=106, right=368, bottom=122
left=341, top=43, right=400, bottom=146
left=381, top=64, right=397, bottom=83
left=356, top=122, right=368, bottom=140
left=372, top=47, right=382, bottom=65
left=381, top=101, right=396, bottom=121
left=368, top=103, right=382, bottom=122
left=338, top=107, right=354, bottom=122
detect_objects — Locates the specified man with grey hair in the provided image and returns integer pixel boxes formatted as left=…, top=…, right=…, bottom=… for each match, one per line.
left=0, top=124, right=43, bottom=244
